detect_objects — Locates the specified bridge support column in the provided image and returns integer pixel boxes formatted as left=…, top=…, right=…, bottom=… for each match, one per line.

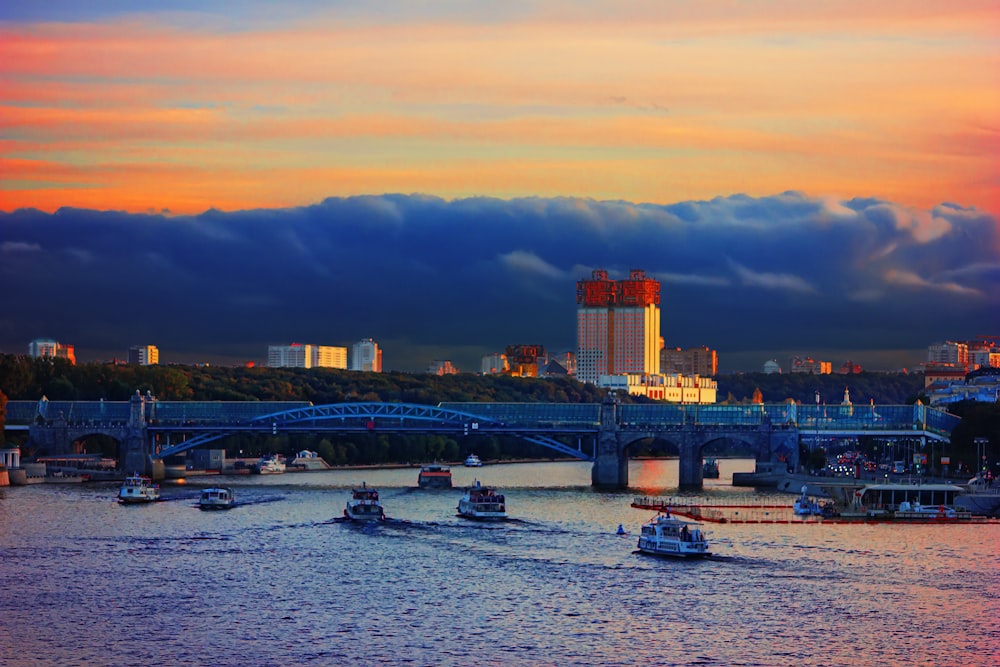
left=592, top=431, right=627, bottom=488
left=677, top=434, right=703, bottom=489
left=121, top=391, right=159, bottom=479
left=592, top=393, right=627, bottom=488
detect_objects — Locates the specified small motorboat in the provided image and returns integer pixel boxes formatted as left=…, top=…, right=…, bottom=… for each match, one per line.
left=464, top=453, right=483, bottom=467
left=457, top=479, right=507, bottom=521
left=253, top=455, right=286, bottom=474
left=198, top=486, right=235, bottom=510
left=636, top=513, right=711, bottom=558
left=118, top=473, right=161, bottom=504
left=344, top=482, right=385, bottom=522
left=793, top=486, right=823, bottom=516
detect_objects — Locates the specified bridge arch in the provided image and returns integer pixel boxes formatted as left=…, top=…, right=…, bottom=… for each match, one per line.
left=154, top=402, right=590, bottom=461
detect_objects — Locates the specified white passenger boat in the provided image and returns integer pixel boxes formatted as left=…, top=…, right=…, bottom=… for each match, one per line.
left=198, top=486, right=235, bottom=510
left=464, top=453, right=483, bottom=467
left=344, top=483, right=385, bottom=522
left=118, top=473, right=161, bottom=504
left=636, top=513, right=711, bottom=558
left=457, top=479, right=507, bottom=521
left=253, top=455, right=286, bottom=474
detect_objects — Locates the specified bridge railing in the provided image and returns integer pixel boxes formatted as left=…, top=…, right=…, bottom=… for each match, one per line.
left=147, top=401, right=312, bottom=425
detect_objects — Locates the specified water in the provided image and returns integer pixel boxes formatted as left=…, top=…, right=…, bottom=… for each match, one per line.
left=1, top=459, right=997, bottom=667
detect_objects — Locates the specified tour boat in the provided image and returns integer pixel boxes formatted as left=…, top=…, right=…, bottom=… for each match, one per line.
left=636, top=513, right=711, bottom=558
left=344, top=483, right=385, bottom=522
left=464, top=453, right=483, bottom=467
left=417, top=463, right=452, bottom=489
left=457, top=479, right=507, bottom=521
left=198, top=486, right=235, bottom=510
left=118, top=473, right=161, bottom=504
left=254, top=455, right=286, bottom=474
left=702, top=458, right=720, bottom=479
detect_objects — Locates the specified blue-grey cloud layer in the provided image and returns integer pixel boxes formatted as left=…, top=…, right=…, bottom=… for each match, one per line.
left=1, top=192, right=996, bottom=372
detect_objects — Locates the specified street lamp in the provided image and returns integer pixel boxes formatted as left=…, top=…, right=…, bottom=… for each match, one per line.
left=814, top=390, right=820, bottom=454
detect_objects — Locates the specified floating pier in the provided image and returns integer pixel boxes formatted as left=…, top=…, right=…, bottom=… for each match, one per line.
left=631, top=497, right=1000, bottom=525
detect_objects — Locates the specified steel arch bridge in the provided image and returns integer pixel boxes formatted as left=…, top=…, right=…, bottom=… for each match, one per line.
left=154, top=401, right=595, bottom=461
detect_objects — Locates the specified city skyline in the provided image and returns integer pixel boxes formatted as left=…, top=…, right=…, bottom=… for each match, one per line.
left=1, top=2, right=997, bottom=372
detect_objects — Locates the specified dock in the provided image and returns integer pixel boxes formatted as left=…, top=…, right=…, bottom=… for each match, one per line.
left=631, top=496, right=1000, bottom=525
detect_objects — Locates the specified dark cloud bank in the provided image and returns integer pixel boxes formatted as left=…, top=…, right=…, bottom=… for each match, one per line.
left=2, top=192, right=997, bottom=373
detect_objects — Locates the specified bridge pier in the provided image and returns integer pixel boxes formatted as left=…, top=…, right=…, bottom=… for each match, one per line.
left=676, top=435, right=703, bottom=489
left=592, top=393, right=628, bottom=488
left=592, top=431, right=627, bottom=488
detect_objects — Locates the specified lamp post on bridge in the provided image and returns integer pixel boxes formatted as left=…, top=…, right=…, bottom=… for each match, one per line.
left=814, top=390, right=820, bottom=459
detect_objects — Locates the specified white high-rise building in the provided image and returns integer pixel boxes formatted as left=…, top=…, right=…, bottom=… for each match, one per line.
left=350, top=338, right=382, bottom=372
left=128, top=345, right=159, bottom=365
left=576, top=269, right=660, bottom=385
left=268, top=343, right=347, bottom=369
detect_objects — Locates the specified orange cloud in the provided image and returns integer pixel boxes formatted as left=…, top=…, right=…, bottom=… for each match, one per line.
left=1, top=3, right=998, bottom=214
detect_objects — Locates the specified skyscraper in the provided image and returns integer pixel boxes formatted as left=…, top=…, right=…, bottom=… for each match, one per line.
left=576, top=269, right=660, bottom=384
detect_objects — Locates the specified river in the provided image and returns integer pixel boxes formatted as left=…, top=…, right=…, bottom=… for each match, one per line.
left=1, top=459, right=996, bottom=666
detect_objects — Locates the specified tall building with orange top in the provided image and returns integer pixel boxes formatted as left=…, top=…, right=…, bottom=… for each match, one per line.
left=576, top=269, right=661, bottom=384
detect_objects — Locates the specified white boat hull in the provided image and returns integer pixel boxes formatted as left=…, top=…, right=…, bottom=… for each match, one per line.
left=637, top=537, right=711, bottom=558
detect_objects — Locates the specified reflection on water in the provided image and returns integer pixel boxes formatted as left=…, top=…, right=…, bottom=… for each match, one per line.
left=1, top=459, right=995, bottom=667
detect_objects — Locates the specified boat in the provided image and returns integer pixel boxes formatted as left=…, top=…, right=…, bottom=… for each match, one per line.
left=732, top=460, right=789, bottom=487
left=417, top=463, right=452, bottom=488
left=118, top=473, right=161, bottom=504
left=793, top=486, right=823, bottom=516
left=636, top=512, right=711, bottom=558
left=954, top=473, right=1000, bottom=517
left=344, top=483, right=385, bottom=522
left=702, top=458, right=720, bottom=479
left=253, top=455, right=286, bottom=475
left=457, top=479, right=507, bottom=520
left=198, top=486, right=235, bottom=510
left=464, top=453, right=483, bottom=467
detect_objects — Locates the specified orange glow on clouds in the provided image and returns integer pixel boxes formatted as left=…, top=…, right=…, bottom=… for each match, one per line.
left=1, top=2, right=998, bottom=215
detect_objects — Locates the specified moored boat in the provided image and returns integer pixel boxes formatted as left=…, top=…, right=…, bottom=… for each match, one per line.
left=464, top=453, right=483, bottom=467
left=198, top=486, right=235, bottom=510
left=732, top=460, right=789, bottom=487
left=793, top=486, right=823, bottom=516
left=253, top=455, right=286, bottom=475
left=418, top=463, right=452, bottom=489
left=636, top=513, right=711, bottom=558
left=118, top=473, right=161, bottom=504
left=344, top=482, right=385, bottom=522
left=457, top=479, right=507, bottom=521
left=702, top=458, right=720, bottom=479
left=955, top=474, right=1000, bottom=517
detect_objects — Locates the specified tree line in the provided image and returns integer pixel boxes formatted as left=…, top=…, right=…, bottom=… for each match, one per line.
left=0, top=354, right=995, bottom=469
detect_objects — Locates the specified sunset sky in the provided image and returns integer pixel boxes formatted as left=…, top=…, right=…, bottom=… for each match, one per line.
left=2, top=0, right=998, bottom=214
left=1, top=2, right=998, bottom=372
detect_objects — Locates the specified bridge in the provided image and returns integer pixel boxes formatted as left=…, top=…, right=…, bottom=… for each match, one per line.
left=3, top=393, right=959, bottom=488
